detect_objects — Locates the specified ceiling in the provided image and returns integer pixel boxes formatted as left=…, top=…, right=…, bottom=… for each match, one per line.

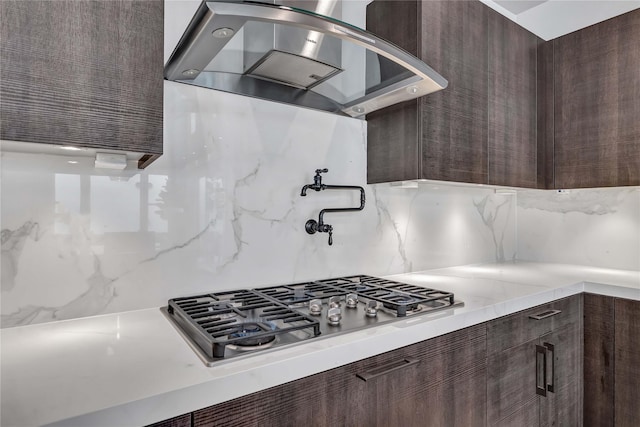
left=480, top=0, right=640, bottom=40
left=495, top=0, right=548, bottom=15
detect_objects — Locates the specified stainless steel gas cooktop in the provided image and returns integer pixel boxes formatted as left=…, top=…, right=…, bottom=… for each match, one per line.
left=163, top=275, right=463, bottom=366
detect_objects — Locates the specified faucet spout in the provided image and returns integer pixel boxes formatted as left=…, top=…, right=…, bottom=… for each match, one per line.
left=300, top=168, right=328, bottom=196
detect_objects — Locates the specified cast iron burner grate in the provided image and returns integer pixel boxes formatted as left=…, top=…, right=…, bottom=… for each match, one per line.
left=256, top=281, right=348, bottom=306
left=321, top=275, right=456, bottom=317
left=165, top=275, right=462, bottom=364
left=167, top=289, right=321, bottom=359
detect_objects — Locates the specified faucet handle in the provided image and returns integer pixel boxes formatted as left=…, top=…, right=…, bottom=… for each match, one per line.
left=328, top=229, right=333, bottom=246
left=313, top=168, right=328, bottom=187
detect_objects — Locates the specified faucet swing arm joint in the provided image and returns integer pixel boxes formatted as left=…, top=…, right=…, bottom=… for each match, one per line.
left=300, top=169, right=366, bottom=246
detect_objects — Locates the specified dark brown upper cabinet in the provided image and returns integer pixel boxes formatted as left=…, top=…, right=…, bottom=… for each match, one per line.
left=550, top=9, right=640, bottom=188
left=367, top=2, right=640, bottom=189
left=487, top=10, right=539, bottom=188
left=0, top=0, right=164, bottom=169
left=366, top=1, right=540, bottom=187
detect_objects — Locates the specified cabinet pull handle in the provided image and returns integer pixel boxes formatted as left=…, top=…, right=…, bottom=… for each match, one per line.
left=356, top=357, right=420, bottom=382
left=544, top=342, right=555, bottom=393
left=529, top=309, right=561, bottom=320
left=536, top=345, right=547, bottom=396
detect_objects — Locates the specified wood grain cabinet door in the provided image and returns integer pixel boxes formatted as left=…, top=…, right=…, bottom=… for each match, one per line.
left=0, top=0, right=164, bottom=168
left=614, top=298, right=640, bottom=426
left=487, top=337, right=539, bottom=427
left=366, top=0, right=540, bottom=188
left=584, top=295, right=640, bottom=427
left=352, top=324, right=487, bottom=427
left=487, top=295, right=582, bottom=427
left=366, top=0, right=490, bottom=185
left=487, top=326, right=581, bottom=427
left=486, top=7, right=539, bottom=188
left=192, top=324, right=487, bottom=427
left=418, top=0, right=490, bottom=185
left=583, top=293, right=615, bottom=427
left=552, top=9, right=640, bottom=188
left=192, top=366, right=360, bottom=427
left=538, top=323, right=583, bottom=427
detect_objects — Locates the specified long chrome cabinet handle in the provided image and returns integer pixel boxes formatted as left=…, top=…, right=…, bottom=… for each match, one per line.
left=544, top=342, right=555, bottom=393
left=529, top=309, right=561, bottom=320
left=356, top=358, right=420, bottom=382
left=536, top=345, right=547, bottom=396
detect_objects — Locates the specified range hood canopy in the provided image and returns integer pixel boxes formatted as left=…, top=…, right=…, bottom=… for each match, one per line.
left=165, top=0, right=448, bottom=118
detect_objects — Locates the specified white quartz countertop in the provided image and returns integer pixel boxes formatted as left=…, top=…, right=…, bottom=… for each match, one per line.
left=2, top=262, right=639, bottom=427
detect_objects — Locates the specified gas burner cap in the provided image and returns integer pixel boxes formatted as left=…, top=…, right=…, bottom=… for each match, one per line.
left=216, top=311, right=239, bottom=320
left=383, top=301, right=420, bottom=312
left=209, top=302, right=233, bottom=311
left=227, top=338, right=277, bottom=352
left=382, top=294, right=420, bottom=311
left=228, top=322, right=276, bottom=348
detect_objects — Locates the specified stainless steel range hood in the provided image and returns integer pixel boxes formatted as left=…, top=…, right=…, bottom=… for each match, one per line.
left=165, top=0, right=448, bottom=118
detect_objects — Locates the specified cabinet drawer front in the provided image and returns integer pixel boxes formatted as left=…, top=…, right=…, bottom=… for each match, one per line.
left=487, top=295, right=581, bottom=355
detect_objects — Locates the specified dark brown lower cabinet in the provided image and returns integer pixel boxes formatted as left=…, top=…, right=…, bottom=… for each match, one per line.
left=614, top=298, right=640, bottom=426
left=538, top=323, right=583, bottom=426
left=192, top=324, right=487, bottom=427
left=487, top=332, right=538, bottom=426
left=351, top=324, right=486, bottom=427
left=583, top=293, right=615, bottom=426
left=584, top=294, right=640, bottom=427
left=149, top=294, right=639, bottom=427
left=487, top=295, right=583, bottom=427
left=486, top=323, right=582, bottom=427
left=146, top=414, right=191, bottom=427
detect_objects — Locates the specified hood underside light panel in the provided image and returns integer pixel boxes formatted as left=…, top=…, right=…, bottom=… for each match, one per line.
left=164, top=1, right=448, bottom=118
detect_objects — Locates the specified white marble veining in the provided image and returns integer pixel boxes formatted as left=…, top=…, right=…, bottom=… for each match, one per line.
left=1, top=262, right=638, bottom=427
left=1, top=82, right=516, bottom=327
left=517, top=188, right=640, bottom=270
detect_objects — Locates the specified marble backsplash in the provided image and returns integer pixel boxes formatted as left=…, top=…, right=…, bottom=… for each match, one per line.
left=516, top=187, right=640, bottom=271
left=2, top=82, right=639, bottom=328
left=1, top=83, right=519, bottom=327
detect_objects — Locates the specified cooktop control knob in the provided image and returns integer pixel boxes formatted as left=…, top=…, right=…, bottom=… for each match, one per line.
left=328, top=296, right=341, bottom=308
left=327, top=307, right=342, bottom=326
left=365, top=300, right=378, bottom=317
left=309, top=299, right=322, bottom=316
left=346, top=293, right=358, bottom=308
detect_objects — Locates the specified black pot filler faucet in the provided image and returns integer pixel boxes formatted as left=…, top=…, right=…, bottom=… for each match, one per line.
left=300, top=168, right=366, bottom=246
